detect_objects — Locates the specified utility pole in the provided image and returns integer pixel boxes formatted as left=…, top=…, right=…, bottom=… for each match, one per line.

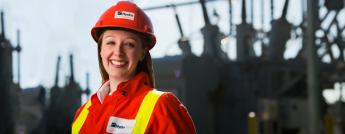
left=306, top=0, right=321, bottom=133
left=236, top=0, right=255, bottom=61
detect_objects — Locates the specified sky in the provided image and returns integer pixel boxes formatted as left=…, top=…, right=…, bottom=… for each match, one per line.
left=0, top=0, right=343, bottom=103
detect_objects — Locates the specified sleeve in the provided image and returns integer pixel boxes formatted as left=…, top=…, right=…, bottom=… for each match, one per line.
left=145, top=92, right=196, bottom=134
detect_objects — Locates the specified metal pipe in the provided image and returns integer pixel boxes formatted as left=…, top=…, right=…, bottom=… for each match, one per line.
left=320, top=11, right=330, bottom=23
left=281, top=0, right=290, bottom=19
left=1, top=11, right=5, bottom=38
left=143, top=0, right=224, bottom=11
left=85, top=72, right=91, bottom=96
left=306, top=0, right=321, bottom=133
left=172, top=5, right=185, bottom=37
left=143, top=1, right=199, bottom=11
left=242, top=0, right=247, bottom=23
left=54, top=56, right=61, bottom=87
left=69, top=54, right=75, bottom=83
left=199, top=0, right=211, bottom=25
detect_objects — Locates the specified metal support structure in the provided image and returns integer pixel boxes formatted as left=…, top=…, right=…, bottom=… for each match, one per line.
left=236, top=0, right=256, bottom=61
left=259, top=0, right=267, bottom=58
left=69, top=53, right=75, bottom=83
left=0, top=11, right=15, bottom=134
left=199, top=0, right=228, bottom=61
left=200, top=0, right=211, bottom=26
left=1, top=11, right=5, bottom=38
left=173, top=6, right=185, bottom=38
left=143, top=0, right=224, bottom=11
left=85, top=72, right=90, bottom=96
left=171, top=6, right=193, bottom=56
left=54, top=56, right=61, bottom=87
left=242, top=0, right=247, bottom=23
left=306, top=0, right=321, bottom=133
left=268, top=0, right=291, bottom=61
left=281, top=0, right=289, bottom=18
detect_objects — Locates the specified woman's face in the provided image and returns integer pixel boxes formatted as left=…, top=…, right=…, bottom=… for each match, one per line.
left=100, top=30, right=146, bottom=81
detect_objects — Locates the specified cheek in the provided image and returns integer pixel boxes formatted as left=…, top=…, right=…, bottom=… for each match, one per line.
left=126, top=52, right=140, bottom=65
left=100, top=47, right=110, bottom=59
left=100, top=49, right=110, bottom=66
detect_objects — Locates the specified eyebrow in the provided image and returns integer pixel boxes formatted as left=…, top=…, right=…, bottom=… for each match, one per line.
left=103, top=36, right=139, bottom=42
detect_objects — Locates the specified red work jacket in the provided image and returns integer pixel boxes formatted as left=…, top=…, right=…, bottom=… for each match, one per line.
left=73, top=72, right=196, bottom=134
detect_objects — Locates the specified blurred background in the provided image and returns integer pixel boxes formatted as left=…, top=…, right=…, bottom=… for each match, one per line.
left=1, top=0, right=345, bottom=133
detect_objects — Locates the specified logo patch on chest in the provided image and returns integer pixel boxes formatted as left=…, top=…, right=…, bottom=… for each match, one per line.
left=106, top=116, right=136, bottom=134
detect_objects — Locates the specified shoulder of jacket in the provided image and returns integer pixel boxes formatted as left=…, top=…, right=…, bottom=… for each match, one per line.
left=152, top=90, right=184, bottom=108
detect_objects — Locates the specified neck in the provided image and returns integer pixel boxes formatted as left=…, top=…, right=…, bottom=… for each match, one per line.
left=108, top=73, right=136, bottom=94
left=108, top=78, right=125, bottom=94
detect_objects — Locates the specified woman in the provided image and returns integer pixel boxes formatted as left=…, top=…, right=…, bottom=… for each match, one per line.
left=72, top=1, right=196, bottom=134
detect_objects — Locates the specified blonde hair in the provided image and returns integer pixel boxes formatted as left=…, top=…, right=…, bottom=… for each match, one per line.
left=97, top=30, right=155, bottom=88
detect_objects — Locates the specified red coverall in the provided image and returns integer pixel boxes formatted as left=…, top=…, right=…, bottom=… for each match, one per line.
left=73, top=72, right=196, bottom=133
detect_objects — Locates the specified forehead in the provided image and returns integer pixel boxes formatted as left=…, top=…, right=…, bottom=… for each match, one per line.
left=102, top=29, right=141, bottom=40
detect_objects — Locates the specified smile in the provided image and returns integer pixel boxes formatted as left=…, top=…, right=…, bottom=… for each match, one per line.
left=110, top=60, right=127, bottom=68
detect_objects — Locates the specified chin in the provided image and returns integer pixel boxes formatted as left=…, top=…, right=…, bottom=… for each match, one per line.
left=109, top=70, right=134, bottom=79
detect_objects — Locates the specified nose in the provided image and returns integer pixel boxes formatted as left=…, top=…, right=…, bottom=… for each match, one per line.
left=113, top=43, right=124, bottom=57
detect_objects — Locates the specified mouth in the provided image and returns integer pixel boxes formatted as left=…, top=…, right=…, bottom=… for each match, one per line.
left=109, top=59, right=127, bottom=68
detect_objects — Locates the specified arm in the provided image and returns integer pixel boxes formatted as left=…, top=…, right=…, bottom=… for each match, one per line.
left=145, top=92, right=196, bottom=134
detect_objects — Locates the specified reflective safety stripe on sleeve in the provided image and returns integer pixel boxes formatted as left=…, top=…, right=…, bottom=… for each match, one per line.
left=133, top=90, right=164, bottom=134
left=72, top=100, right=92, bottom=134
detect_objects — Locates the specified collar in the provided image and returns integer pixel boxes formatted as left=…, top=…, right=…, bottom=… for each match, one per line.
left=96, top=72, right=152, bottom=104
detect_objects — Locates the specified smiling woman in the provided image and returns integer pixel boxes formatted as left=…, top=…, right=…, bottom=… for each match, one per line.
left=100, top=30, right=147, bottom=93
left=71, top=1, right=196, bottom=134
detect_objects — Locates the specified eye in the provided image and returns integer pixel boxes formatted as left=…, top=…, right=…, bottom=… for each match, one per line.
left=105, top=41, right=115, bottom=45
left=124, top=42, right=135, bottom=48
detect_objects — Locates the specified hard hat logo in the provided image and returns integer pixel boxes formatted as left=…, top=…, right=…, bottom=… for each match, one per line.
left=115, top=11, right=135, bottom=21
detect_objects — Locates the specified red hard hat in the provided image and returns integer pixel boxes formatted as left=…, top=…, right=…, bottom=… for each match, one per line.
left=91, top=1, right=156, bottom=49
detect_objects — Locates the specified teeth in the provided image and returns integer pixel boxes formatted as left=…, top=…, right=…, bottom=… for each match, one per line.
left=110, top=60, right=125, bottom=66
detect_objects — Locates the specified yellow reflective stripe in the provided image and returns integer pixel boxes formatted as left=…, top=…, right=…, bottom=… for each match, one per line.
left=72, top=100, right=92, bottom=134
left=133, top=90, right=164, bottom=134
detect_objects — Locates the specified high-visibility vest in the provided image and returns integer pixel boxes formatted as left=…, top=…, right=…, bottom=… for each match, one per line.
left=72, top=90, right=163, bottom=134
